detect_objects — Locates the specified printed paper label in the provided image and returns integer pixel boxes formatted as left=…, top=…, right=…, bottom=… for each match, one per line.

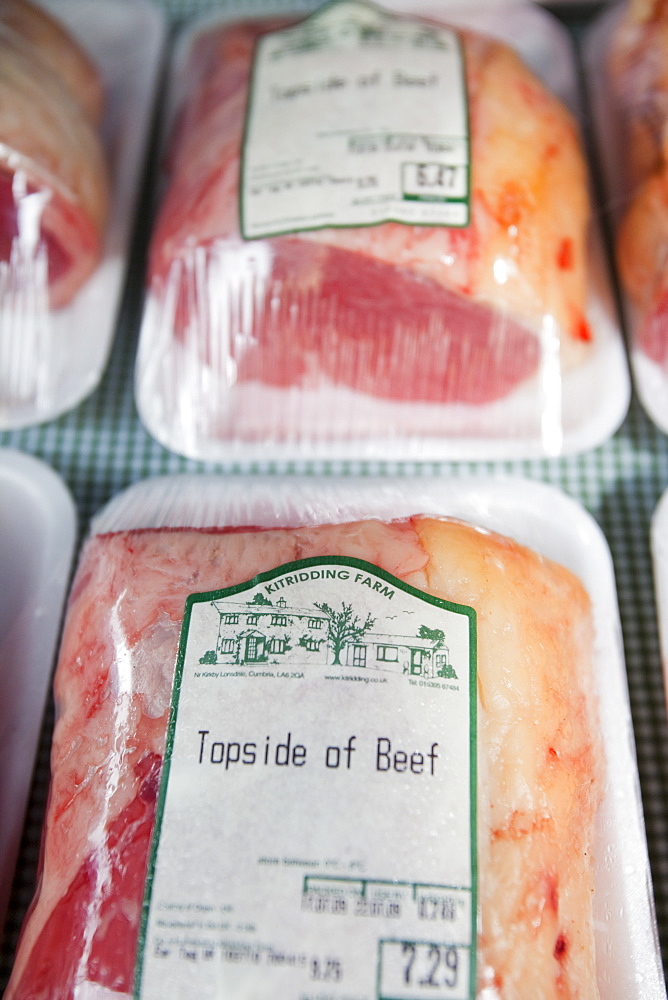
left=241, top=0, right=470, bottom=238
left=136, top=556, right=477, bottom=1000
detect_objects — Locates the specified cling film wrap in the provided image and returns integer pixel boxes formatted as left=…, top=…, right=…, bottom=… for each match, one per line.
left=135, top=0, right=629, bottom=463
left=0, top=0, right=165, bottom=430
left=587, top=0, right=668, bottom=434
left=2, top=474, right=664, bottom=1000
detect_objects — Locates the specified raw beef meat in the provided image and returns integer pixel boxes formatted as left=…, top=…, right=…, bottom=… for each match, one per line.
left=146, top=14, right=593, bottom=407
left=0, top=2, right=108, bottom=309
left=4, top=515, right=601, bottom=999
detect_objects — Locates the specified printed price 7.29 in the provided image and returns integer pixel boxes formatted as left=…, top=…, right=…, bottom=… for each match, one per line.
left=378, top=940, right=471, bottom=1000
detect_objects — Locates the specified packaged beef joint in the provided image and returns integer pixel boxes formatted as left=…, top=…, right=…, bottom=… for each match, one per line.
left=136, top=0, right=629, bottom=463
left=4, top=476, right=664, bottom=1000
left=0, top=0, right=164, bottom=430
left=587, top=0, right=668, bottom=433
left=0, top=2, right=109, bottom=313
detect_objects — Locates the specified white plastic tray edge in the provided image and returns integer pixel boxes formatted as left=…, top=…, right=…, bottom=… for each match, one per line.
left=0, top=447, right=77, bottom=935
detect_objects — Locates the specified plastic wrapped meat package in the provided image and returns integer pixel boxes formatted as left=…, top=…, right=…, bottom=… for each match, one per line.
left=586, top=0, right=668, bottom=434
left=3, top=474, right=664, bottom=999
left=0, top=448, right=76, bottom=937
left=0, top=0, right=165, bottom=429
left=135, top=0, right=629, bottom=463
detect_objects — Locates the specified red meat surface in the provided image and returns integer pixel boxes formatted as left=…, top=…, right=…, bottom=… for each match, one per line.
left=147, top=16, right=592, bottom=406
left=5, top=517, right=601, bottom=999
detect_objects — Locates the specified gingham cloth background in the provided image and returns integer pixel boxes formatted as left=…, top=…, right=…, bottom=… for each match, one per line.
left=2, top=0, right=668, bottom=992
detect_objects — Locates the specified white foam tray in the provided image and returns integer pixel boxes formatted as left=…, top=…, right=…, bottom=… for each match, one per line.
left=651, top=491, right=668, bottom=708
left=0, top=448, right=77, bottom=934
left=93, top=472, right=665, bottom=999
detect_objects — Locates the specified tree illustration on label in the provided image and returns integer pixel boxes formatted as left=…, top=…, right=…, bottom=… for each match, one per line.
left=313, top=601, right=376, bottom=665
left=249, top=592, right=272, bottom=606
left=418, top=625, right=458, bottom=679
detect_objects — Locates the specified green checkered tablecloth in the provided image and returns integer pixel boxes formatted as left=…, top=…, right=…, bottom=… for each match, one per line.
left=2, top=0, right=668, bottom=993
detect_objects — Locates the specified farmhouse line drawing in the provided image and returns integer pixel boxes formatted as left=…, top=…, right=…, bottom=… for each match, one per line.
left=200, top=593, right=458, bottom=679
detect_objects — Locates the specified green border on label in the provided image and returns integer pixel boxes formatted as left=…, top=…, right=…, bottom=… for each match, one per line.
left=134, top=554, right=477, bottom=999
left=239, top=0, right=472, bottom=240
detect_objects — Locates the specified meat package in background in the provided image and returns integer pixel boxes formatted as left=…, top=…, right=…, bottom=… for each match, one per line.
left=136, top=1, right=629, bottom=462
left=587, top=0, right=668, bottom=434
left=3, top=476, right=664, bottom=1000
left=0, top=0, right=164, bottom=430
left=0, top=0, right=109, bottom=312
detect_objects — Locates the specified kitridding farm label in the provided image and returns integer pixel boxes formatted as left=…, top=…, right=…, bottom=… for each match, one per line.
left=136, top=557, right=477, bottom=1000
left=241, top=0, right=470, bottom=238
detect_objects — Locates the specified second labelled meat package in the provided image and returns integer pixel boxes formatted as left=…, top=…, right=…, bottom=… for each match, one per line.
left=2, top=476, right=664, bottom=999
left=136, top=0, right=629, bottom=462
left=0, top=0, right=164, bottom=429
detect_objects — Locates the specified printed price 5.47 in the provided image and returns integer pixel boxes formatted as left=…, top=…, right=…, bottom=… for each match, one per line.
left=402, top=162, right=466, bottom=202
